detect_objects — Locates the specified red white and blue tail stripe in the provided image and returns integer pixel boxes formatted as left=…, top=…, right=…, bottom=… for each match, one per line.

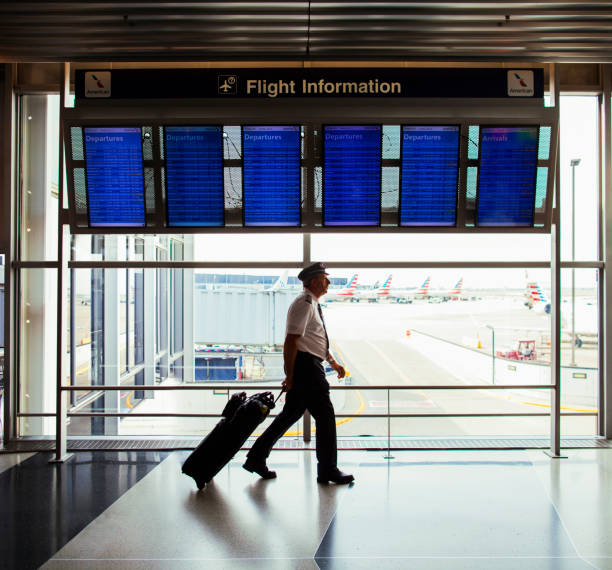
left=376, top=274, right=393, bottom=297
left=527, top=282, right=549, bottom=304
left=337, top=273, right=359, bottom=297
left=449, top=278, right=463, bottom=300
left=415, top=276, right=431, bottom=297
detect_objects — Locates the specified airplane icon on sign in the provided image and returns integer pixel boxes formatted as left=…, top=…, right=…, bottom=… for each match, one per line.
left=218, top=75, right=237, bottom=94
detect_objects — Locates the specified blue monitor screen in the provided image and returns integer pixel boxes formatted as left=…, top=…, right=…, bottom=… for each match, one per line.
left=323, top=125, right=381, bottom=226
left=242, top=126, right=301, bottom=226
left=477, top=126, right=538, bottom=227
left=400, top=126, right=459, bottom=227
left=165, top=126, right=224, bottom=227
left=84, top=127, right=145, bottom=227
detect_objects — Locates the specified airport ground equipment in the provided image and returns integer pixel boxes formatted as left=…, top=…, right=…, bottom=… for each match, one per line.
left=182, top=391, right=277, bottom=490
left=496, top=340, right=537, bottom=361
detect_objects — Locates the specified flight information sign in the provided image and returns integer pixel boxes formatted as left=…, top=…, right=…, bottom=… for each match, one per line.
left=323, top=125, right=381, bottom=226
left=399, top=126, right=459, bottom=226
left=477, top=126, right=538, bottom=227
left=84, top=127, right=145, bottom=227
left=242, top=126, right=301, bottom=226
left=165, top=126, right=224, bottom=227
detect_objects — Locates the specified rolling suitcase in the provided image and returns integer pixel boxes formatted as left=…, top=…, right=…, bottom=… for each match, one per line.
left=182, top=391, right=278, bottom=490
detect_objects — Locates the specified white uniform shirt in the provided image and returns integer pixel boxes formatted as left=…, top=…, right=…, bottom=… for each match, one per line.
left=285, top=288, right=328, bottom=360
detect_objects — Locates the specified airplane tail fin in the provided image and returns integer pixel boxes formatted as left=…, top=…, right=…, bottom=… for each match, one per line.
left=268, top=270, right=289, bottom=291
left=415, top=276, right=431, bottom=297
left=376, top=274, right=393, bottom=296
left=526, top=281, right=550, bottom=304
left=449, top=278, right=463, bottom=299
left=347, top=273, right=359, bottom=290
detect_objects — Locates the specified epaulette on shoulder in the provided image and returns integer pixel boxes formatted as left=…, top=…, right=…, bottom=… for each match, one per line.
left=304, top=296, right=312, bottom=304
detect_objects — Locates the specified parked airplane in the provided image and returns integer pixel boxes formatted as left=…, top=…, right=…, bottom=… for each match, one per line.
left=324, top=273, right=359, bottom=302
left=359, top=274, right=393, bottom=302
left=448, top=278, right=464, bottom=301
left=374, top=276, right=431, bottom=304
left=525, top=281, right=551, bottom=314
left=267, top=270, right=290, bottom=291
left=413, top=276, right=432, bottom=300
left=390, top=276, right=471, bottom=304
left=523, top=279, right=599, bottom=345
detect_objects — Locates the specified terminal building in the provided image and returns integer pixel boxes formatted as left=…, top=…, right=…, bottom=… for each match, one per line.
left=1, top=3, right=612, bottom=568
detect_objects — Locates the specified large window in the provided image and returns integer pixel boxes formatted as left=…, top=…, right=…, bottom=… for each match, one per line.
left=559, top=96, right=600, bottom=262
left=12, top=93, right=603, bottom=441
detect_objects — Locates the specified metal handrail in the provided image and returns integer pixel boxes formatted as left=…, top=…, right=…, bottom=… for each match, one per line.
left=63, top=412, right=592, bottom=418
left=48, top=382, right=595, bottom=456
left=59, top=383, right=556, bottom=391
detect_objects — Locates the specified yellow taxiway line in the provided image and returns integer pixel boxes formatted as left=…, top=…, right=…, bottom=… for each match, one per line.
left=489, top=391, right=597, bottom=414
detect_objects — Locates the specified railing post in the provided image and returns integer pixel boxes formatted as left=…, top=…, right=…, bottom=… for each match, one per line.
left=384, top=388, right=394, bottom=459
left=546, top=63, right=565, bottom=459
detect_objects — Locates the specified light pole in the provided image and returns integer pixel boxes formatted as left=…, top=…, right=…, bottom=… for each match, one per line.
left=486, top=325, right=495, bottom=384
left=570, top=158, right=581, bottom=367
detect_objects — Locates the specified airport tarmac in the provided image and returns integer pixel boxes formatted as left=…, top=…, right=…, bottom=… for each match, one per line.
left=325, top=297, right=597, bottom=368
left=322, top=300, right=597, bottom=438
left=106, top=298, right=598, bottom=439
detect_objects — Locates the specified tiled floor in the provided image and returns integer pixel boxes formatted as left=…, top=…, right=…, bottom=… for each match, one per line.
left=1, top=448, right=611, bottom=569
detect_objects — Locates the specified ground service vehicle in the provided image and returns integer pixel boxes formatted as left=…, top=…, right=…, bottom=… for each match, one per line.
left=496, top=340, right=537, bottom=361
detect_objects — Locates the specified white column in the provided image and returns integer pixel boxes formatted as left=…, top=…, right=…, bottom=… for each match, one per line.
left=20, top=95, right=58, bottom=436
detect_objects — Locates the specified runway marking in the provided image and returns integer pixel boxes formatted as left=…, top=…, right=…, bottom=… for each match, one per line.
left=331, top=340, right=366, bottom=426
left=518, top=400, right=598, bottom=413
left=487, top=390, right=598, bottom=413
left=365, top=339, right=439, bottom=407
left=369, top=400, right=434, bottom=408
left=365, top=340, right=413, bottom=385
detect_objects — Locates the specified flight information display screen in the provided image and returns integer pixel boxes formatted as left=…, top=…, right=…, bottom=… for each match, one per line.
left=242, top=126, right=301, bottom=226
left=165, top=126, right=224, bottom=227
left=323, top=125, right=381, bottom=226
left=477, top=126, right=538, bottom=227
left=84, top=127, right=145, bottom=227
left=400, top=126, right=459, bottom=226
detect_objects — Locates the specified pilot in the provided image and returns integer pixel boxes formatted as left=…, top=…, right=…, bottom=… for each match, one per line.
left=243, top=262, right=354, bottom=485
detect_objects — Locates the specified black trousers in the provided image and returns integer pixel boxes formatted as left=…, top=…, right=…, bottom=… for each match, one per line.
left=248, top=351, right=337, bottom=470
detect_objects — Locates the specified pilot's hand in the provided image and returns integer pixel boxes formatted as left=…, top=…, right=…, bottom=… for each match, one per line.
left=282, top=376, right=293, bottom=392
left=331, top=361, right=346, bottom=379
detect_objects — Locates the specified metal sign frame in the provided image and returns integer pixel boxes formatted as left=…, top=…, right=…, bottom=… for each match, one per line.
left=62, top=98, right=558, bottom=234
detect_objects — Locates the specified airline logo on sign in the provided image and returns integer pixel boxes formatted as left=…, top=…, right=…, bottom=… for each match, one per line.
left=507, top=70, right=534, bottom=97
left=218, top=75, right=237, bottom=95
left=85, top=72, right=111, bottom=98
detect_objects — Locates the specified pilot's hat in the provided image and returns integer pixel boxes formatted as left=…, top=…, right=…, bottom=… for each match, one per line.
left=297, top=262, right=329, bottom=282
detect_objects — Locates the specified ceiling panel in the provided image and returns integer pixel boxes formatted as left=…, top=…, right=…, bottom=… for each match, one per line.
left=0, top=2, right=612, bottom=62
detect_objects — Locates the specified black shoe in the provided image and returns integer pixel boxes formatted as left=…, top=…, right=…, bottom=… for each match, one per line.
left=182, top=468, right=207, bottom=490
left=243, top=458, right=277, bottom=479
left=317, top=468, right=354, bottom=485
